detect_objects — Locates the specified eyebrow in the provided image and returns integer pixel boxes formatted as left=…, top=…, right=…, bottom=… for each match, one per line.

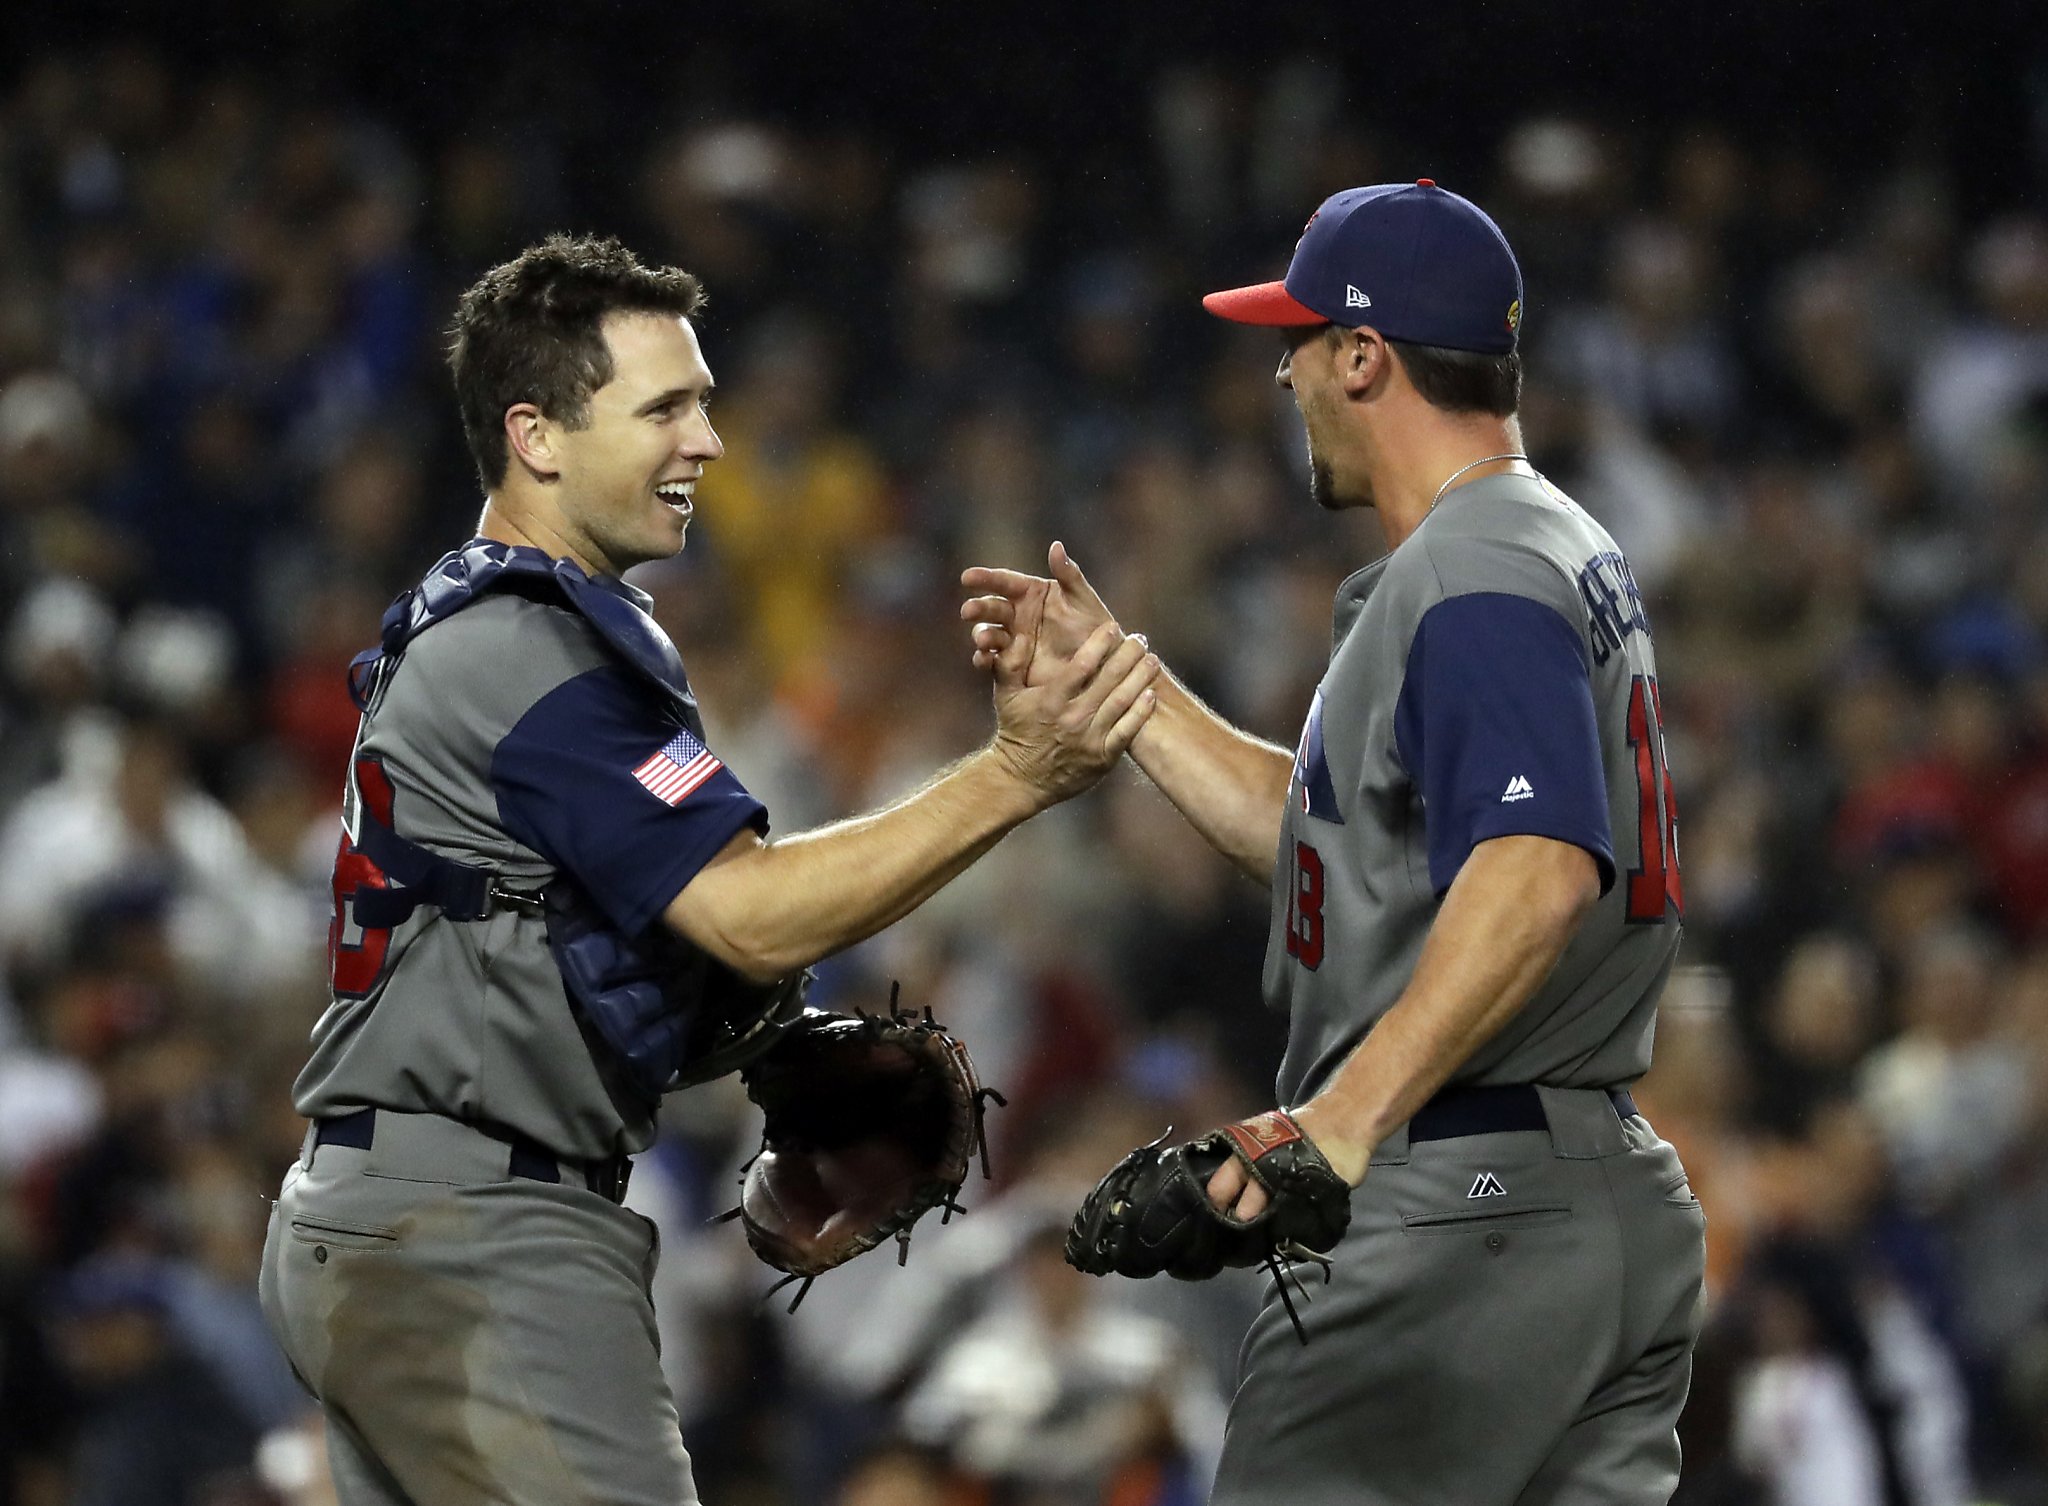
left=633, top=383, right=713, bottom=417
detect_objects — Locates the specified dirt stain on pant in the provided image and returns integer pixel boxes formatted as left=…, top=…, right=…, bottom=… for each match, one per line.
left=308, top=1200, right=591, bottom=1506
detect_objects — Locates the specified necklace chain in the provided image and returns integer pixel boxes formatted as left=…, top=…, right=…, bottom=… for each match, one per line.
left=1428, top=452, right=1530, bottom=511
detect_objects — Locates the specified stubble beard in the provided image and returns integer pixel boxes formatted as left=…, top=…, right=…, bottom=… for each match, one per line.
left=1308, top=444, right=1368, bottom=512
left=1303, top=398, right=1360, bottom=511
left=1309, top=454, right=1337, bottom=511
left=1301, top=392, right=1369, bottom=512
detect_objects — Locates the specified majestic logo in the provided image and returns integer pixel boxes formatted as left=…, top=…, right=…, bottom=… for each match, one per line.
left=1345, top=284, right=1372, bottom=309
left=1506, top=298, right=1522, bottom=332
left=1469, top=1172, right=1507, bottom=1199
left=1501, top=775, right=1535, bottom=803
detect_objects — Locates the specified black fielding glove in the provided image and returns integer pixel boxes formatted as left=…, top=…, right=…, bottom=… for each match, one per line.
left=1065, top=1110, right=1352, bottom=1341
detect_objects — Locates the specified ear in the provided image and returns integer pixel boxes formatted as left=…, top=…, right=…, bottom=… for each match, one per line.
left=504, top=403, right=559, bottom=481
left=1338, top=328, right=1389, bottom=399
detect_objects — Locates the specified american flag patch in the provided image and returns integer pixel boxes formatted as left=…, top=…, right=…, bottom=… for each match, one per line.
left=631, top=727, right=723, bottom=806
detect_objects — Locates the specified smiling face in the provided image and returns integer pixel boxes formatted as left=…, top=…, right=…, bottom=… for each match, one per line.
left=532, top=312, right=723, bottom=575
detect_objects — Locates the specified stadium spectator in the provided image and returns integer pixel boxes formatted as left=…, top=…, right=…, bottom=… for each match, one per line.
left=0, top=28, right=2040, bottom=1503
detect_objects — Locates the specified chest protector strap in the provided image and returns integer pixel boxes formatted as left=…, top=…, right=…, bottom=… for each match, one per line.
left=348, top=821, right=496, bottom=930
left=345, top=540, right=802, bottom=1099
left=350, top=538, right=700, bottom=717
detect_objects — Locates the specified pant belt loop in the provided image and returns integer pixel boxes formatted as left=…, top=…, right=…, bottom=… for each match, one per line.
left=1533, top=1085, right=1631, bottom=1160
left=1367, top=1114, right=1412, bottom=1167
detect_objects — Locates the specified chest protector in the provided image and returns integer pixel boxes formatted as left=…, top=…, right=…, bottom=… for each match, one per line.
left=345, top=539, right=804, bottom=1103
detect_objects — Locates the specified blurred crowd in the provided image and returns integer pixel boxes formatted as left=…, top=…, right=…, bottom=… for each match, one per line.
left=0, top=33, right=2046, bottom=1506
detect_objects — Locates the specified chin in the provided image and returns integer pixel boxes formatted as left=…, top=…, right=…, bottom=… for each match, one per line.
left=1309, top=459, right=1371, bottom=513
left=626, top=538, right=686, bottom=573
left=639, top=516, right=691, bottom=564
left=1309, top=460, right=1344, bottom=512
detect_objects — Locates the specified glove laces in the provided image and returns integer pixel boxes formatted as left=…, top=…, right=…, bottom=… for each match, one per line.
left=1264, top=1242, right=1336, bottom=1346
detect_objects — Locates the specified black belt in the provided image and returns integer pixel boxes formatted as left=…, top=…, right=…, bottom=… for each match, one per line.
left=313, top=1108, right=634, bottom=1204
left=1407, top=1084, right=1638, bottom=1144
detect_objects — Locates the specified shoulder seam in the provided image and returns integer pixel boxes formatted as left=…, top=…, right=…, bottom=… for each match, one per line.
left=402, top=591, right=599, bottom=655
left=1414, top=517, right=1583, bottom=609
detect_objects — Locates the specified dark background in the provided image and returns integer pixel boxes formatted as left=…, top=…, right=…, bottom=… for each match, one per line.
left=0, top=4, right=2046, bottom=1504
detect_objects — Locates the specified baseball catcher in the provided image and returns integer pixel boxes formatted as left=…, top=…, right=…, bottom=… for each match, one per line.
left=723, top=985, right=1005, bottom=1309
left=1065, top=1109, right=1352, bottom=1342
left=263, top=234, right=1157, bottom=1506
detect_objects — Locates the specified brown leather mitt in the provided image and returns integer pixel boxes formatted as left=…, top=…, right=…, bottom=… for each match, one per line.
left=724, top=988, right=1004, bottom=1308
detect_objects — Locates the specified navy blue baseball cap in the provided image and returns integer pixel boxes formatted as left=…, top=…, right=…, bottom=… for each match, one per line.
left=1203, top=180, right=1525, bottom=354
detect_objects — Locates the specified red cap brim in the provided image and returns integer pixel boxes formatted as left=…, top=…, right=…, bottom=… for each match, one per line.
left=1201, top=281, right=1327, bottom=326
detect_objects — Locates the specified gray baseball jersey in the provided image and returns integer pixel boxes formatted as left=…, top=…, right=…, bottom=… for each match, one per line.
left=293, top=580, right=766, bottom=1161
left=1267, top=471, right=1682, bottom=1105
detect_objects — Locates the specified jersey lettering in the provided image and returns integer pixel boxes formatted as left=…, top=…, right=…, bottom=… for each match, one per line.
left=1625, top=675, right=1683, bottom=923
left=330, top=755, right=399, bottom=998
left=1286, top=840, right=1326, bottom=970
left=1578, top=551, right=1651, bottom=668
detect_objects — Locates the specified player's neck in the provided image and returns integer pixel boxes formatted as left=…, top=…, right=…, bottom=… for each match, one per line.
left=477, top=491, right=612, bottom=579
left=1367, top=413, right=1528, bottom=553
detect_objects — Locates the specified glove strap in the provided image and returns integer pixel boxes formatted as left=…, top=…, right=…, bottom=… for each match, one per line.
left=1218, top=1109, right=1307, bottom=1164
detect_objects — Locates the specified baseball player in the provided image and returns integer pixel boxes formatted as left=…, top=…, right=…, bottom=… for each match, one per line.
left=256, top=234, right=1160, bottom=1506
left=963, top=183, right=1706, bottom=1504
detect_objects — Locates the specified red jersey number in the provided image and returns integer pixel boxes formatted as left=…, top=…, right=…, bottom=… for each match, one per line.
left=329, top=756, right=398, bottom=998
left=1625, top=675, right=1683, bottom=923
left=1286, top=839, right=1326, bottom=970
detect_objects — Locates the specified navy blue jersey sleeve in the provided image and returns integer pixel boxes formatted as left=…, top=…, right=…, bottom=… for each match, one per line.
left=490, top=666, right=767, bottom=936
left=1393, top=592, right=1615, bottom=897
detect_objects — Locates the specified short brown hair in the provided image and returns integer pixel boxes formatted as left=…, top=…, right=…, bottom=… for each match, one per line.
left=446, top=234, right=706, bottom=487
left=1387, top=338, right=1521, bottom=417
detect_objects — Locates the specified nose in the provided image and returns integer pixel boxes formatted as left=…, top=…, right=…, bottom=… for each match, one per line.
left=683, top=410, right=724, bottom=463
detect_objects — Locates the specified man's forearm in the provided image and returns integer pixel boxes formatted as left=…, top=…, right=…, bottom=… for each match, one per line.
left=666, top=747, right=1039, bottom=980
left=1294, top=835, right=1600, bottom=1176
left=1128, top=665, right=1295, bottom=881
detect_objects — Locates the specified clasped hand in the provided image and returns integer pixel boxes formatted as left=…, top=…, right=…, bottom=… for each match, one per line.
left=961, top=539, right=1117, bottom=686
left=966, top=543, right=1157, bottom=803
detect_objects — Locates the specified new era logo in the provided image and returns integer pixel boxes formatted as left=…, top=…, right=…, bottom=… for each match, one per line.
left=1468, top=1172, right=1507, bottom=1199
left=1501, top=775, right=1535, bottom=803
left=1345, top=284, right=1372, bottom=309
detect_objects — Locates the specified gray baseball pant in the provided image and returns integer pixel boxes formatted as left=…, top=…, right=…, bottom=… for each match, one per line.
left=1210, top=1086, right=1707, bottom=1506
left=258, top=1112, right=696, bottom=1506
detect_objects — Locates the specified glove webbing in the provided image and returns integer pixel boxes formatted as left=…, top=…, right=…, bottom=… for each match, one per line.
left=716, top=982, right=1008, bottom=1314
left=859, top=981, right=1012, bottom=1204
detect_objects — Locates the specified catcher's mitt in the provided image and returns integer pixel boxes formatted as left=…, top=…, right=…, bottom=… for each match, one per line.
left=720, top=985, right=1004, bottom=1309
left=1064, top=1110, right=1352, bottom=1343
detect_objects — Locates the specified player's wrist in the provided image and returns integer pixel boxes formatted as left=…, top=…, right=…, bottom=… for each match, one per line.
left=973, top=738, right=1060, bottom=820
left=1289, top=1098, right=1373, bottom=1185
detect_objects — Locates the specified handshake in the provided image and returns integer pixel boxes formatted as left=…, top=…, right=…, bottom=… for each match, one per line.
left=957, top=542, right=1159, bottom=806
